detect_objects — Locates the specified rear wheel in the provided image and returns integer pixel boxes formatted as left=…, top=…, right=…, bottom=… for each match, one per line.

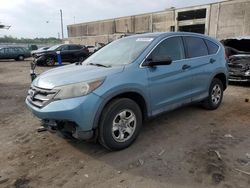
left=98, top=98, right=142, bottom=151
left=46, top=57, right=55, bottom=66
left=16, top=55, right=24, bottom=61
left=203, top=78, right=223, bottom=110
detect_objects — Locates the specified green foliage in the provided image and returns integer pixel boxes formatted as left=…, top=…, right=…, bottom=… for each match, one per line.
left=0, top=35, right=62, bottom=44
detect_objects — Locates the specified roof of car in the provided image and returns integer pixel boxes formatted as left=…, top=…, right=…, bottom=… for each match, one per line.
left=0, top=46, right=26, bottom=48
left=128, top=32, right=212, bottom=38
left=126, top=32, right=219, bottom=45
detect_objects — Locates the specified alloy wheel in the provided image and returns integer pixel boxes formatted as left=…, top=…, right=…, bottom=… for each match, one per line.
left=211, top=84, right=222, bottom=105
left=112, top=109, right=136, bottom=143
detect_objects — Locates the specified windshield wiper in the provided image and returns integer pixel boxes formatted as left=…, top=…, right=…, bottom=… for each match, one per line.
left=89, top=63, right=111, bottom=68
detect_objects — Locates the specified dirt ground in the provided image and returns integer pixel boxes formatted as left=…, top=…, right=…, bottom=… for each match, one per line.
left=0, top=60, right=250, bottom=188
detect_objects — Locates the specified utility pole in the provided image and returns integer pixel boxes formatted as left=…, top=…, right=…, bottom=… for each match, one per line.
left=60, top=9, right=64, bottom=39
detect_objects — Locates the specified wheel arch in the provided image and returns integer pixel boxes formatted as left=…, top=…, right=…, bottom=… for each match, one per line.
left=213, top=73, right=227, bottom=90
left=16, top=54, right=25, bottom=59
left=93, top=91, right=149, bottom=130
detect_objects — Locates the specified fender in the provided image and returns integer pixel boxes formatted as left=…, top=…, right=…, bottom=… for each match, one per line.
left=92, top=84, right=151, bottom=129
left=208, top=67, right=228, bottom=91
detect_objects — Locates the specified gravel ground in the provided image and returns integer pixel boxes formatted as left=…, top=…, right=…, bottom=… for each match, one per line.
left=0, top=60, right=250, bottom=188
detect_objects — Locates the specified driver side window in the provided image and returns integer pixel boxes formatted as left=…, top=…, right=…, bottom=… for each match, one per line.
left=60, top=45, right=69, bottom=51
left=151, top=37, right=185, bottom=62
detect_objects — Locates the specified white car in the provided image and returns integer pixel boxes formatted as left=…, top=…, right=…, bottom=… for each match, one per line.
left=87, top=43, right=105, bottom=54
left=86, top=46, right=98, bottom=54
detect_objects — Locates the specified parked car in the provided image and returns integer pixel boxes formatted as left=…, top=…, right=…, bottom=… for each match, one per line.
left=31, top=46, right=50, bottom=56
left=86, top=45, right=98, bottom=54
left=228, top=54, right=250, bottom=82
left=33, top=44, right=89, bottom=66
left=26, top=32, right=228, bottom=150
left=223, top=46, right=250, bottom=82
left=0, top=46, right=31, bottom=61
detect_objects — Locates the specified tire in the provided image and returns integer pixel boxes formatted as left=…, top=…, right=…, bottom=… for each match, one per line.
left=17, top=55, right=24, bottom=61
left=202, top=78, right=224, bottom=110
left=78, top=56, right=85, bottom=62
left=98, top=98, right=142, bottom=151
left=45, top=57, right=55, bottom=66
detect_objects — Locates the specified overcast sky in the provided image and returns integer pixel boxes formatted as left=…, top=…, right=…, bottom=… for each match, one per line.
left=0, top=0, right=223, bottom=38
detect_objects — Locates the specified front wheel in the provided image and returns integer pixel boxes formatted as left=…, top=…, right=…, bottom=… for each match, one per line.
left=98, top=98, right=142, bottom=151
left=45, top=57, right=55, bottom=66
left=202, top=78, right=224, bottom=110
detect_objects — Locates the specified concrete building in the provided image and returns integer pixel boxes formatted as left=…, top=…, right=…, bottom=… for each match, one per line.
left=67, top=0, right=250, bottom=45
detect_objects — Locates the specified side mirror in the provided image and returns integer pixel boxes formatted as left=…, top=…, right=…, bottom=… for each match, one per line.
left=144, top=56, right=172, bottom=67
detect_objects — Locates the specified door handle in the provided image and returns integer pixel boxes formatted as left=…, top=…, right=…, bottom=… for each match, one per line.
left=182, top=64, right=191, bottom=70
left=210, top=58, right=216, bottom=64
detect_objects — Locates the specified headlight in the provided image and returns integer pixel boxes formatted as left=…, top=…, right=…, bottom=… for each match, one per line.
left=53, top=78, right=105, bottom=100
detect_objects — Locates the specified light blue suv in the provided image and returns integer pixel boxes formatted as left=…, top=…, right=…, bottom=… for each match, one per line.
left=26, top=32, right=228, bottom=150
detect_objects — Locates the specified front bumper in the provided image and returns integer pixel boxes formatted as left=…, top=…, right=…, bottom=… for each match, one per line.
left=26, top=92, right=102, bottom=133
left=34, top=56, right=46, bottom=65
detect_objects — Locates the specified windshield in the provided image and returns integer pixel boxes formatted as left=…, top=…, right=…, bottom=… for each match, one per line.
left=84, top=36, right=154, bottom=66
left=47, top=44, right=61, bottom=51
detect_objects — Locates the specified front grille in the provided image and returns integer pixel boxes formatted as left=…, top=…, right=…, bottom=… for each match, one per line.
left=27, top=86, right=58, bottom=108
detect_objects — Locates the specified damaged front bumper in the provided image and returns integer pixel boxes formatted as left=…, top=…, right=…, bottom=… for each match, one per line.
left=25, top=92, right=102, bottom=140
left=41, top=120, right=94, bottom=140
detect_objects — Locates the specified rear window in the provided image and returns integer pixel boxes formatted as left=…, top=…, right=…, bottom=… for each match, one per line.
left=184, top=36, right=208, bottom=58
left=205, top=40, right=219, bottom=55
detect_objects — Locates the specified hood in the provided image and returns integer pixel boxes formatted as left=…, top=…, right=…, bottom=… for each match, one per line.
left=34, top=50, right=55, bottom=57
left=32, top=49, right=44, bottom=53
left=38, top=50, right=54, bottom=54
left=32, top=64, right=125, bottom=89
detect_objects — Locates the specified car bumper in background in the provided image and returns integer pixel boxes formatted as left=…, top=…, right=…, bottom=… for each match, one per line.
left=229, top=73, right=250, bottom=82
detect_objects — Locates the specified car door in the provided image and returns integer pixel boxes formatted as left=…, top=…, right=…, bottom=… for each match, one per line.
left=14, top=48, right=21, bottom=58
left=144, top=36, right=193, bottom=115
left=4, top=48, right=15, bottom=59
left=59, top=45, right=71, bottom=61
left=183, top=36, right=215, bottom=101
left=68, top=45, right=81, bottom=61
